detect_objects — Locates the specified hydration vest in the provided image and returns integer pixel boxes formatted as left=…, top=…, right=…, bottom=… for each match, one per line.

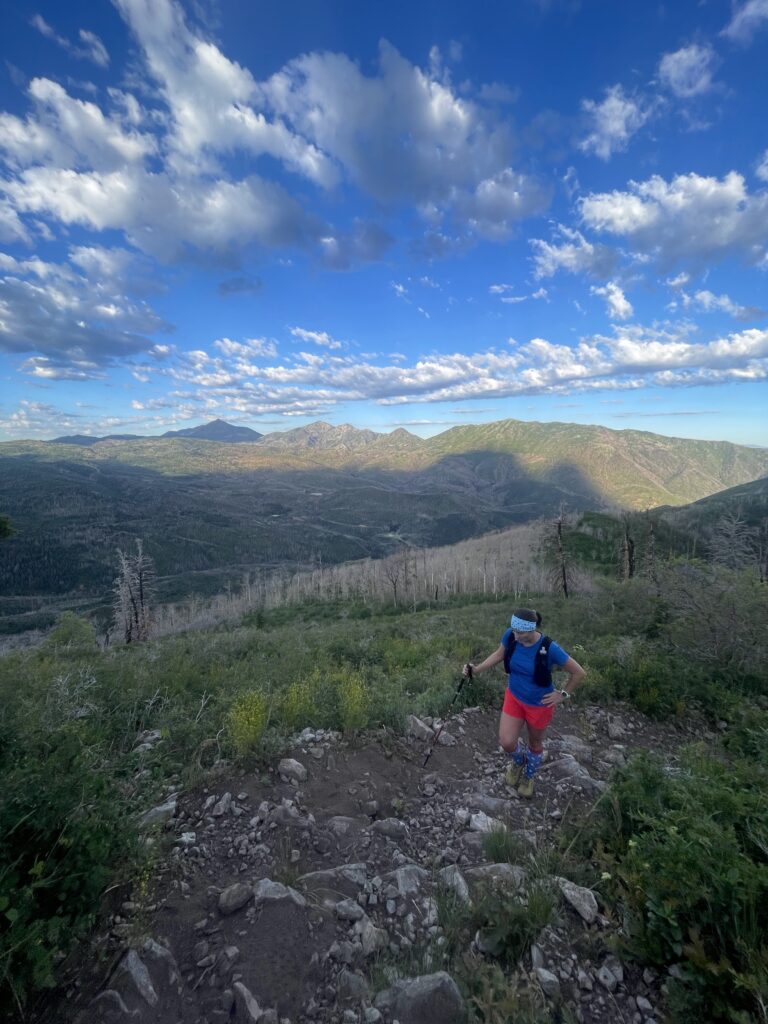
left=503, top=634, right=554, bottom=688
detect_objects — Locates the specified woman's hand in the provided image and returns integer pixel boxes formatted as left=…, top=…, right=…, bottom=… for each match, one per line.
left=462, top=663, right=474, bottom=678
left=540, top=690, right=567, bottom=706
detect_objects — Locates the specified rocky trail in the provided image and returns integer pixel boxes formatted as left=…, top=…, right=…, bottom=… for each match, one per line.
left=43, top=701, right=702, bottom=1024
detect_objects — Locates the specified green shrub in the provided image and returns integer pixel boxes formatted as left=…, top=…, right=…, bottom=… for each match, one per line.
left=577, top=749, right=768, bottom=1022
left=226, top=691, right=270, bottom=755
left=0, top=729, right=135, bottom=1008
left=336, top=667, right=369, bottom=735
left=42, top=612, right=98, bottom=653
left=281, top=679, right=318, bottom=731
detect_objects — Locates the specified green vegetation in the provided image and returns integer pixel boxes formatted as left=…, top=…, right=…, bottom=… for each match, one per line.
left=0, top=556, right=766, bottom=1018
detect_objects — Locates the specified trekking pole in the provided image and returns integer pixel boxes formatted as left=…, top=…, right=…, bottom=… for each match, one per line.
left=422, top=665, right=471, bottom=769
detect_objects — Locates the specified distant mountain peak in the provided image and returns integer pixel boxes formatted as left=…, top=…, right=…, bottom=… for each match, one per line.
left=162, top=420, right=262, bottom=442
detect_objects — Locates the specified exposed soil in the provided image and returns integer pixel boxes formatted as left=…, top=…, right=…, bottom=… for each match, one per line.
left=31, top=699, right=706, bottom=1024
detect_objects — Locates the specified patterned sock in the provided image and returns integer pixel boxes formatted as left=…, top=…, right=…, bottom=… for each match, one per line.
left=508, top=739, right=527, bottom=767
left=524, top=747, right=544, bottom=778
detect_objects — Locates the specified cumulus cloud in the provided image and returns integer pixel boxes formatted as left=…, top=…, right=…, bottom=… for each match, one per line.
left=290, top=327, right=343, bottom=349
left=4, top=166, right=320, bottom=262
left=0, top=248, right=172, bottom=373
left=31, top=15, right=110, bottom=67
left=579, top=171, right=768, bottom=269
left=673, top=289, right=764, bottom=320
left=757, top=149, right=768, bottom=182
left=590, top=281, right=634, bottom=320
left=530, top=224, right=617, bottom=278
left=579, top=85, right=651, bottom=160
left=658, top=43, right=716, bottom=98
left=128, top=320, right=768, bottom=423
left=722, top=0, right=768, bottom=44
left=0, top=77, right=155, bottom=171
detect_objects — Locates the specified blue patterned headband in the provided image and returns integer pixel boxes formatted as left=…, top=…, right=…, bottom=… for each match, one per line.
left=511, top=615, right=537, bottom=632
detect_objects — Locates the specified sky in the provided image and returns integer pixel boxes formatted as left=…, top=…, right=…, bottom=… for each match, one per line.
left=0, top=0, right=767, bottom=446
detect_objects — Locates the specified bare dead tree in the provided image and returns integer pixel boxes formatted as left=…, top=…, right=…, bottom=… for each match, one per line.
left=383, top=559, right=401, bottom=607
left=113, top=539, right=155, bottom=643
left=620, top=514, right=636, bottom=582
left=551, top=509, right=572, bottom=598
left=709, top=510, right=757, bottom=571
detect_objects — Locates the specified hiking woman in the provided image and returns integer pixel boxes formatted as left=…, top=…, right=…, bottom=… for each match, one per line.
left=463, top=608, right=586, bottom=798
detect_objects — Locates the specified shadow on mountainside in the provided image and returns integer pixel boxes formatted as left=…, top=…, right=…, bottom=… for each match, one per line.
left=26, top=697, right=694, bottom=1024
left=0, top=449, right=607, bottom=608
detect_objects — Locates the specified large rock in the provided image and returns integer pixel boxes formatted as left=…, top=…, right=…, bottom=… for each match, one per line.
left=120, top=949, right=158, bottom=1007
left=376, top=972, right=467, bottom=1024
left=384, top=864, right=429, bottom=896
left=534, top=967, right=561, bottom=999
left=297, top=863, right=367, bottom=899
left=469, top=811, right=504, bottom=833
left=355, top=915, right=388, bottom=956
left=406, top=715, right=435, bottom=741
left=218, top=882, right=254, bottom=915
left=438, top=865, right=470, bottom=904
left=555, top=877, right=599, bottom=924
left=372, top=817, right=409, bottom=840
left=139, top=797, right=177, bottom=829
left=278, top=758, right=308, bottom=783
left=465, top=863, right=527, bottom=892
left=253, top=878, right=306, bottom=908
left=212, top=792, right=232, bottom=817
left=233, top=981, right=263, bottom=1021
left=266, top=803, right=315, bottom=829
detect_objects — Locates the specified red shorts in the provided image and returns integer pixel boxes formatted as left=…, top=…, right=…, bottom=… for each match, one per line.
left=502, top=689, right=554, bottom=729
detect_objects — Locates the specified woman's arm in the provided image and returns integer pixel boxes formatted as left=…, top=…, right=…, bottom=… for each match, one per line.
left=463, top=644, right=506, bottom=677
left=541, top=655, right=586, bottom=705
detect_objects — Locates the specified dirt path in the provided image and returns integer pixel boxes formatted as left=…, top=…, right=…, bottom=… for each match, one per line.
left=38, top=700, right=702, bottom=1024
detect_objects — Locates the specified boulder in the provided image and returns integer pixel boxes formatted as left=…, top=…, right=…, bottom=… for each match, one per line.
left=253, top=878, right=306, bottom=908
left=372, top=817, right=410, bottom=840
left=139, top=797, right=177, bottom=829
left=376, top=972, right=467, bottom=1024
left=218, top=882, right=253, bottom=916
left=278, top=758, right=308, bottom=783
left=555, top=877, right=599, bottom=924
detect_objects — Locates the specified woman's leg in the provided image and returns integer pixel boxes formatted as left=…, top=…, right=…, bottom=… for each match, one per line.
left=517, top=722, right=549, bottom=797
left=499, top=709, right=525, bottom=753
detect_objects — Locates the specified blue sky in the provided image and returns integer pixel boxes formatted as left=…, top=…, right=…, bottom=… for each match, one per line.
left=0, top=0, right=767, bottom=445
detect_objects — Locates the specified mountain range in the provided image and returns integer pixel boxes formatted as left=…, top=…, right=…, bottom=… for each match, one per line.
left=1, top=417, right=766, bottom=630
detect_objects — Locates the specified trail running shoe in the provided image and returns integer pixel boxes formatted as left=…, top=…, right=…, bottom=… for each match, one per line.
left=505, top=761, right=525, bottom=788
left=517, top=775, right=535, bottom=799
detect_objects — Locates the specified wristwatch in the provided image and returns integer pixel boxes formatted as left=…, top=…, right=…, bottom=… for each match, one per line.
left=559, top=689, right=571, bottom=700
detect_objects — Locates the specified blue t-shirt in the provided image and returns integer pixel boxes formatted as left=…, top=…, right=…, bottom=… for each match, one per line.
left=501, top=628, right=569, bottom=707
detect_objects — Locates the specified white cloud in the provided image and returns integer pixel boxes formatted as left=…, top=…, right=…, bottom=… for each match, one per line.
left=0, top=78, right=155, bottom=171
left=590, top=281, right=634, bottom=320
left=290, top=327, right=342, bottom=349
left=530, top=224, right=617, bottom=278
left=722, top=0, right=768, bottom=44
left=4, top=166, right=319, bottom=261
left=115, top=0, right=336, bottom=184
left=579, top=171, right=768, bottom=269
left=658, top=44, right=716, bottom=98
left=0, top=247, right=171, bottom=372
left=134, top=320, right=768, bottom=422
left=214, top=337, right=278, bottom=358
left=677, top=289, right=762, bottom=320
left=579, top=85, right=651, bottom=160
left=30, top=15, right=110, bottom=67
left=757, top=149, right=768, bottom=182
left=450, top=167, right=550, bottom=239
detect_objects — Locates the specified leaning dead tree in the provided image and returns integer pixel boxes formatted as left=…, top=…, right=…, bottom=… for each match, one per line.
left=114, top=539, right=155, bottom=643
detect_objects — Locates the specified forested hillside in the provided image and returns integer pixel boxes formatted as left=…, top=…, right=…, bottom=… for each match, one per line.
left=1, top=419, right=766, bottom=637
